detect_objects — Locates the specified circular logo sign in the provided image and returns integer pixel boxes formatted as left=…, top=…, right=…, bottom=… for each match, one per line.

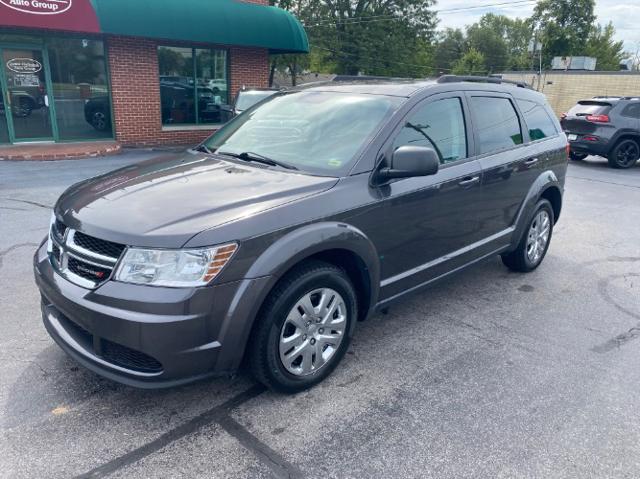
left=0, top=0, right=72, bottom=15
left=6, top=58, right=42, bottom=74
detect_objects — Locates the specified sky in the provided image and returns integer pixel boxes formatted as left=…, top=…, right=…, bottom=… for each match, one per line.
left=436, top=0, right=640, bottom=56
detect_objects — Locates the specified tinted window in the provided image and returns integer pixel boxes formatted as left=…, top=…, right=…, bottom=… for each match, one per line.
left=393, top=97, right=467, bottom=164
left=471, top=97, right=523, bottom=154
left=517, top=99, right=558, bottom=141
left=567, top=101, right=612, bottom=117
left=621, top=103, right=640, bottom=118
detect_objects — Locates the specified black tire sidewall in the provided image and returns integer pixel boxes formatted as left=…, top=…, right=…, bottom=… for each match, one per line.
left=262, top=268, right=356, bottom=392
left=521, top=200, right=554, bottom=270
left=610, top=140, right=640, bottom=169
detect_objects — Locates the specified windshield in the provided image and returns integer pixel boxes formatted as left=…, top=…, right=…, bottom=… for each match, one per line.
left=206, top=91, right=403, bottom=176
left=568, top=101, right=612, bottom=117
left=235, top=91, right=276, bottom=111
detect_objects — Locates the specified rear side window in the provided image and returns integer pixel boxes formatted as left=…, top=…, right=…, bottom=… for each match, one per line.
left=517, top=99, right=558, bottom=141
left=567, top=101, right=612, bottom=117
left=621, top=103, right=640, bottom=118
left=471, top=97, right=523, bottom=154
left=393, top=97, right=467, bottom=164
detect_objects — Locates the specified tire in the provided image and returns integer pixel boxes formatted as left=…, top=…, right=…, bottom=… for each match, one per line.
left=501, top=199, right=554, bottom=273
left=569, top=151, right=587, bottom=161
left=608, top=139, right=640, bottom=169
left=249, top=260, right=357, bottom=393
left=12, top=97, right=33, bottom=117
left=90, top=110, right=109, bottom=131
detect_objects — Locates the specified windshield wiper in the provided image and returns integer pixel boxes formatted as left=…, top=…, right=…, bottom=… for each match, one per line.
left=194, top=144, right=213, bottom=154
left=218, top=151, right=298, bottom=170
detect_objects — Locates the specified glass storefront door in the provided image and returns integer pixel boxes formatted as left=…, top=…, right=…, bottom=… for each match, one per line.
left=1, top=48, right=53, bottom=141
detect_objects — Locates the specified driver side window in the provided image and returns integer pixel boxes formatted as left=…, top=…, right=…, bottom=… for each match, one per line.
left=393, top=97, right=467, bottom=164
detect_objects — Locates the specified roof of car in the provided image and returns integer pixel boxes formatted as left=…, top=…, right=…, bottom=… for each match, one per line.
left=293, top=76, right=541, bottom=98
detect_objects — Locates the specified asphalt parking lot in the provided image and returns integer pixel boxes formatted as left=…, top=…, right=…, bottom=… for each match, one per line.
left=1, top=152, right=639, bottom=479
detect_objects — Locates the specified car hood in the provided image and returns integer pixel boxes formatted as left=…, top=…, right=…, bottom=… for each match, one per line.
left=56, top=152, right=338, bottom=248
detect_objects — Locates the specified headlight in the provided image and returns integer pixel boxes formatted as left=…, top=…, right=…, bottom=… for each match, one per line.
left=46, top=211, right=56, bottom=253
left=114, top=243, right=237, bottom=287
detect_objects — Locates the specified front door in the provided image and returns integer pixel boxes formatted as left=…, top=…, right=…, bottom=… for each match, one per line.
left=0, top=48, right=53, bottom=142
left=369, top=94, right=490, bottom=301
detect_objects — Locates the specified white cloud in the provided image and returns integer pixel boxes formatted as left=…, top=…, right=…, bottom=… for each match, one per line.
left=436, top=0, right=640, bottom=55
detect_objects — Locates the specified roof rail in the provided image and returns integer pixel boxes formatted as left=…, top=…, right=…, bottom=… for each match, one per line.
left=436, top=75, right=532, bottom=89
left=332, top=75, right=412, bottom=82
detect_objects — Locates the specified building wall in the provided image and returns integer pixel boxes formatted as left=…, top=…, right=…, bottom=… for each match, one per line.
left=501, top=71, right=640, bottom=117
left=107, top=6, right=270, bottom=147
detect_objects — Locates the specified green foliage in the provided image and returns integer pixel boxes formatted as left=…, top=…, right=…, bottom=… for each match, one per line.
left=452, top=49, right=486, bottom=75
left=531, top=0, right=596, bottom=65
left=585, top=22, right=625, bottom=71
left=268, top=0, right=627, bottom=81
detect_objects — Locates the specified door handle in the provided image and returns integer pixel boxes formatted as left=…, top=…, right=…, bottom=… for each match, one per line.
left=458, top=176, right=480, bottom=187
left=524, top=157, right=539, bottom=168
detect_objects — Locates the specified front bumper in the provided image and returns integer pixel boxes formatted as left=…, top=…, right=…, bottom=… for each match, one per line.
left=34, top=242, right=271, bottom=388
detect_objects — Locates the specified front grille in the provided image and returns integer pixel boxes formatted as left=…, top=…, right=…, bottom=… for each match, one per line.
left=55, top=308, right=164, bottom=374
left=68, top=256, right=112, bottom=282
left=52, top=244, right=62, bottom=265
left=101, top=339, right=163, bottom=373
left=73, top=231, right=126, bottom=259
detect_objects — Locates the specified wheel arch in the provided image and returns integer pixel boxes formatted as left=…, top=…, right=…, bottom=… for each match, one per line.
left=607, top=130, right=640, bottom=154
left=510, top=171, right=563, bottom=250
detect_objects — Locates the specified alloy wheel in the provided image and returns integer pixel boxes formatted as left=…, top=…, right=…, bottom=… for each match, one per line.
left=616, top=141, right=639, bottom=167
left=526, top=210, right=551, bottom=265
left=279, top=288, right=347, bottom=376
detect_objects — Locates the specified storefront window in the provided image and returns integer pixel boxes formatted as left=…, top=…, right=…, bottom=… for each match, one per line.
left=47, top=38, right=112, bottom=140
left=158, top=46, right=228, bottom=126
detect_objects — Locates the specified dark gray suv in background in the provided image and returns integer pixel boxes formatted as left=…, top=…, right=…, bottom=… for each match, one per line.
left=561, top=96, right=640, bottom=168
left=34, top=76, right=568, bottom=393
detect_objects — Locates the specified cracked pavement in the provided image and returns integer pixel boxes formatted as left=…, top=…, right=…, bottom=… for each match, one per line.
left=1, top=152, right=639, bottom=478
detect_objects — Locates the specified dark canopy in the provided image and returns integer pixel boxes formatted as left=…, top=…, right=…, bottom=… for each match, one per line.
left=90, top=0, right=309, bottom=54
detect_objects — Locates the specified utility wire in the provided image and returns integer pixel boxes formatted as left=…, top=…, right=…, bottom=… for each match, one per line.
left=304, top=0, right=536, bottom=28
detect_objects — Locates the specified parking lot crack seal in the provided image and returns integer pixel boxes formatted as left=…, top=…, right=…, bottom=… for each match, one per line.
left=0, top=243, right=39, bottom=271
left=70, top=384, right=304, bottom=479
left=0, top=197, right=53, bottom=209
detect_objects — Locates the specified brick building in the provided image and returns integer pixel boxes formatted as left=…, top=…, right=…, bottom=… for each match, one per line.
left=0, top=0, right=307, bottom=147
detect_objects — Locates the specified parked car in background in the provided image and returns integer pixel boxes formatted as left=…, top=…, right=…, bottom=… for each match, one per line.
left=0, top=86, right=45, bottom=117
left=84, top=96, right=111, bottom=131
left=228, top=88, right=278, bottom=117
left=561, top=97, right=640, bottom=169
left=35, top=76, right=568, bottom=393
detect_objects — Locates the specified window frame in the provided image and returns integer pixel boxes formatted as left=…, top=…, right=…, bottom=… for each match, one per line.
left=380, top=92, right=476, bottom=171
left=157, top=44, right=230, bottom=128
left=515, top=98, right=560, bottom=144
left=465, top=91, right=529, bottom=158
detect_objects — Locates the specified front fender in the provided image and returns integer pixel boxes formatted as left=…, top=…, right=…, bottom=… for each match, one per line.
left=245, top=221, right=380, bottom=307
left=510, top=170, right=562, bottom=250
left=216, top=222, right=380, bottom=372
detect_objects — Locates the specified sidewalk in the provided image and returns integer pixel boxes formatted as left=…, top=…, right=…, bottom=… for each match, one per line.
left=0, top=141, right=121, bottom=161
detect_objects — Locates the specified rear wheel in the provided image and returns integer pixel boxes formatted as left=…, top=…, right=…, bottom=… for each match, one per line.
left=608, top=139, right=639, bottom=169
left=90, top=110, right=109, bottom=131
left=249, top=260, right=356, bottom=393
left=569, top=151, right=587, bottom=161
left=501, top=199, right=554, bottom=272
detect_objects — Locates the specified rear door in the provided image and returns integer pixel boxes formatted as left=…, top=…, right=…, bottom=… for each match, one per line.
left=467, top=93, right=539, bottom=235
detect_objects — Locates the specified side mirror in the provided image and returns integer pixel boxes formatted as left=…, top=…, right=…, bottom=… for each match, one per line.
left=379, top=145, right=439, bottom=180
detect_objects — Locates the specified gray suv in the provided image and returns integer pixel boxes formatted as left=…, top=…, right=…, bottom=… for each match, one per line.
left=34, top=76, right=568, bottom=393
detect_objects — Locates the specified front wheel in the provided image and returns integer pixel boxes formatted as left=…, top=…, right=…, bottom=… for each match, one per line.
left=249, top=261, right=357, bottom=393
left=608, top=139, right=639, bottom=169
left=501, top=199, right=554, bottom=272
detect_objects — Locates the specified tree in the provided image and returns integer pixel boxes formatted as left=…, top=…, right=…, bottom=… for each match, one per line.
left=466, top=23, right=509, bottom=73
left=585, top=22, right=625, bottom=71
left=531, top=0, right=596, bottom=66
left=474, top=14, right=533, bottom=70
left=452, top=49, right=486, bottom=75
left=433, top=28, right=465, bottom=74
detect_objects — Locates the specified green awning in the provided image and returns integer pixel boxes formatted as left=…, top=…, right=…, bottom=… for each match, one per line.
left=90, top=0, right=309, bottom=54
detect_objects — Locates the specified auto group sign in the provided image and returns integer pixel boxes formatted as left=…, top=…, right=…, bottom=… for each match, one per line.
left=6, top=58, right=42, bottom=73
left=0, top=0, right=100, bottom=33
left=1, top=0, right=72, bottom=15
